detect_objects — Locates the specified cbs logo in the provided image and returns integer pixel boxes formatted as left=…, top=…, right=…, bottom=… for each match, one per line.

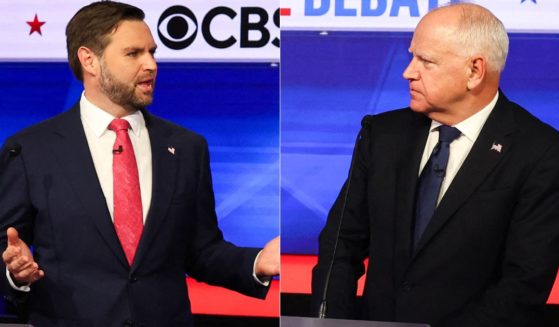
left=158, top=6, right=280, bottom=50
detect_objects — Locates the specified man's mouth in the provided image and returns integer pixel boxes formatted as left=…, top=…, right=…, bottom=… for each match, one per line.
left=137, top=78, right=154, bottom=92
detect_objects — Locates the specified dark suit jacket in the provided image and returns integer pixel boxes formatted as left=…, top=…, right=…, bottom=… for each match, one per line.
left=0, top=104, right=268, bottom=326
left=311, top=92, right=559, bottom=327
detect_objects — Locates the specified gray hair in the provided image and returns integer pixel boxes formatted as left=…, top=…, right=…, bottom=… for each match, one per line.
left=433, top=3, right=509, bottom=72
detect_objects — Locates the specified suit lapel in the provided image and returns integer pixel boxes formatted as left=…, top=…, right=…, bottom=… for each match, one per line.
left=131, top=113, right=177, bottom=271
left=50, top=104, right=129, bottom=268
left=412, top=93, right=516, bottom=257
left=394, top=113, right=431, bottom=272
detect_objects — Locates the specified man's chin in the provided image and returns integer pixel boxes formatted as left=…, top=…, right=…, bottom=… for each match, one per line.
left=409, top=102, right=428, bottom=113
left=133, top=93, right=153, bottom=107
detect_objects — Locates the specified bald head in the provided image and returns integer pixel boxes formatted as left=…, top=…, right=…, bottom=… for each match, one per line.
left=403, top=3, right=507, bottom=124
left=425, top=3, right=509, bottom=73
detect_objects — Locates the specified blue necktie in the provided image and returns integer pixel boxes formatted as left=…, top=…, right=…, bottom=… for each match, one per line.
left=414, top=125, right=461, bottom=247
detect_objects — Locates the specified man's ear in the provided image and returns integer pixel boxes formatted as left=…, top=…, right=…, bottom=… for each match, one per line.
left=77, top=46, right=99, bottom=78
left=466, top=55, right=486, bottom=90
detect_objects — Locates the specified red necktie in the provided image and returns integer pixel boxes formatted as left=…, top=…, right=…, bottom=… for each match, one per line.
left=109, top=119, right=143, bottom=266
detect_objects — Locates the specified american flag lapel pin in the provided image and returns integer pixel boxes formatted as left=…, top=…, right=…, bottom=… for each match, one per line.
left=490, top=142, right=502, bottom=153
left=167, top=147, right=176, bottom=155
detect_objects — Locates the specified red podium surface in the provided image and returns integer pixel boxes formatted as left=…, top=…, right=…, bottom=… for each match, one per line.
left=187, top=277, right=279, bottom=317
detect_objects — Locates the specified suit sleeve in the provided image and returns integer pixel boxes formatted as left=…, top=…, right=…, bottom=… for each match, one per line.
left=444, top=139, right=559, bottom=327
left=311, top=117, right=372, bottom=318
left=0, top=139, right=35, bottom=305
left=183, top=138, right=269, bottom=299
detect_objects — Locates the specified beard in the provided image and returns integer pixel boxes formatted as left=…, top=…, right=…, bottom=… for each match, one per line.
left=99, top=60, right=154, bottom=110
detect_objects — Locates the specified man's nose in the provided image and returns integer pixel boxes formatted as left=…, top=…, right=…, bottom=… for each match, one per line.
left=143, top=54, right=157, bottom=72
left=403, top=58, right=418, bottom=81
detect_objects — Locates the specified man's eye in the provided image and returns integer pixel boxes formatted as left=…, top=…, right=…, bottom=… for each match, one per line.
left=420, top=58, right=435, bottom=67
left=127, top=52, right=138, bottom=57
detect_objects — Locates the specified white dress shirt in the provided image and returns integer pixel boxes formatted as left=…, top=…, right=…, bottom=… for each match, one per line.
left=80, top=93, right=152, bottom=223
left=419, top=92, right=499, bottom=204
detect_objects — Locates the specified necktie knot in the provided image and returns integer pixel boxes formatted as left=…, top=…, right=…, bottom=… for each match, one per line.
left=109, top=119, right=131, bottom=133
left=438, top=125, right=461, bottom=144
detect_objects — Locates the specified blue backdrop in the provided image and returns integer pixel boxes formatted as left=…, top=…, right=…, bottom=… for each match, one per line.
left=281, top=31, right=559, bottom=254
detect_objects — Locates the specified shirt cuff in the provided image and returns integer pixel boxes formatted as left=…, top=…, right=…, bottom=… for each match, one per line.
left=6, top=267, right=30, bottom=292
left=252, top=250, right=271, bottom=287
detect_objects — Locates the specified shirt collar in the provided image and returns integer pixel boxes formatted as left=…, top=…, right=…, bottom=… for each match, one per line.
left=80, top=92, right=145, bottom=138
left=429, top=92, right=499, bottom=142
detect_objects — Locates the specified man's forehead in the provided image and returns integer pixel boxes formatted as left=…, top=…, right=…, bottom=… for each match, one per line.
left=106, top=21, right=156, bottom=48
left=408, top=27, right=457, bottom=59
left=110, top=20, right=152, bottom=38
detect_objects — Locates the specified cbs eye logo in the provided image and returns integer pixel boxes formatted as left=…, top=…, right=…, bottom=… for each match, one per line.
left=158, top=5, right=280, bottom=50
left=158, top=6, right=198, bottom=50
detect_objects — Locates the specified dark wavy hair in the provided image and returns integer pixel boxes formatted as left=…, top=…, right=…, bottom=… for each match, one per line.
left=65, top=1, right=145, bottom=81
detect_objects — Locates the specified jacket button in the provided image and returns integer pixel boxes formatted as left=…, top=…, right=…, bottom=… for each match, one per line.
left=129, top=275, right=138, bottom=283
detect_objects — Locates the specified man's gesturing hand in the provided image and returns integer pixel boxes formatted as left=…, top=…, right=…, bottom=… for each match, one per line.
left=2, top=227, right=44, bottom=285
left=255, top=236, right=280, bottom=277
